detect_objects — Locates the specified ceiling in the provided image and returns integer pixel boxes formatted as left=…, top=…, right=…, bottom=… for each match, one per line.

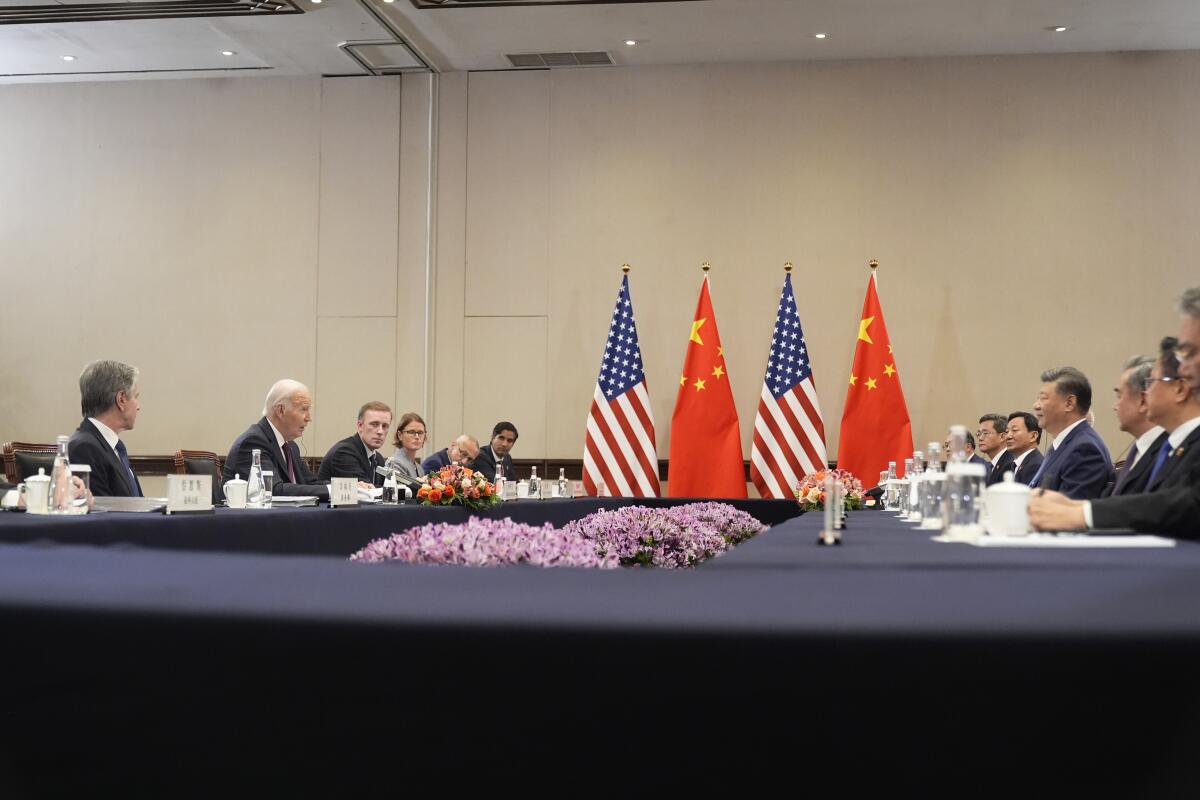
left=2, top=0, right=1200, bottom=84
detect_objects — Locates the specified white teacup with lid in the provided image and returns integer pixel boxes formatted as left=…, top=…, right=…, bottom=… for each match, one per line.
left=24, top=468, right=52, bottom=515
left=223, top=473, right=248, bottom=509
left=985, top=471, right=1031, bottom=537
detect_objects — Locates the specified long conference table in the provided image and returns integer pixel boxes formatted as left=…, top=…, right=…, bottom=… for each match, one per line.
left=1, top=503, right=1200, bottom=794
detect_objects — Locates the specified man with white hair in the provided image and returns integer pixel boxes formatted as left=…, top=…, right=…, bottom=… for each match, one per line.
left=224, top=379, right=330, bottom=498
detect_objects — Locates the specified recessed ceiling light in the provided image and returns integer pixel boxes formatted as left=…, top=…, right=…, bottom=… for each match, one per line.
left=221, top=50, right=236, bottom=56
left=61, top=55, right=75, bottom=61
left=310, top=0, right=321, bottom=4
left=1051, top=25, right=1069, bottom=32
left=624, top=39, right=637, bottom=47
left=383, top=0, right=394, bottom=3
left=814, top=33, right=828, bottom=39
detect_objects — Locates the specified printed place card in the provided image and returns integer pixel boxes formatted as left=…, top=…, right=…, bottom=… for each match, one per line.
left=166, top=474, right=212, bottom=515
left=330, top=477, right=358, bottom=507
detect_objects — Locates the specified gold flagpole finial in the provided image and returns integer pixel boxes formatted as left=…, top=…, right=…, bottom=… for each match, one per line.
left=622, top=263, right=631, bottom=274
left=701, top=261, right=711, bottom=273
left=869, top=259, right=879, bottom=270
left=784, top=261, right=793, bottom=273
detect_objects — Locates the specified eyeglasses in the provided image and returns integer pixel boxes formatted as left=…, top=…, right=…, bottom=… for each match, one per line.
left=402, top=429, right=426, bottom=437
left=1149, top=376, right=1180, bottom=387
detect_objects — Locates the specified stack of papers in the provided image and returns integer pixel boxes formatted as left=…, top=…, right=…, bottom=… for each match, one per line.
left=969, top=533, right=1175, bottom=548
left=268, top=495, right=320, bottom=507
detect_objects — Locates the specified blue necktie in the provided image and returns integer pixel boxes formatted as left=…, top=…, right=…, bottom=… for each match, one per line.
left=114, top=440, right=142, bottom=497
left=1146, top=441, right=1172, bottom=489
left=1029, top=446, right=1057, bottom=487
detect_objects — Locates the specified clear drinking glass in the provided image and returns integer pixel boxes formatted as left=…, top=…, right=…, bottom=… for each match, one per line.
left=69, top=464, right=91, bottom=514
left=261, top=470, right=274, bottom=508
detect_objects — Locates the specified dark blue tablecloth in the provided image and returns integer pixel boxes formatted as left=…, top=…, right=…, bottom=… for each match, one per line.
left=0, top=496, right=799, bottom=556
left=2, top=509, right=1200, bottom=793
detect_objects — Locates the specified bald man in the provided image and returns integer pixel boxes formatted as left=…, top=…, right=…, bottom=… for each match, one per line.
left=224, top=379, right=331, bottom=499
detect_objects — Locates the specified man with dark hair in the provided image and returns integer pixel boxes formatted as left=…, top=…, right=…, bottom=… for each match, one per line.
left=1028, top=366, right=1114, bottom=499
left=1104, top=355, right=1168, bottom=497
left=1004, top=412, right=1044, bottom=485
left=1032, top=331, right=1200, bottom=534
left=67, top=359, right=144, bottom=497
left=318, top=401, right=393, bottom=486
left=473, top=421, right=518, bottom=482
left=977, top=413, right=1013, bottom=486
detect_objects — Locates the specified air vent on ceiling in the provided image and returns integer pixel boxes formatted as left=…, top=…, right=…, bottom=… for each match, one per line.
left=0, top=1, right=302, bottom=26
left=506, top=51, right=614, bottom=69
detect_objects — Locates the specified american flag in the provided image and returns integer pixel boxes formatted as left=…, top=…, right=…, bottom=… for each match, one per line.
left=583, top=274, right=661, bottom=497
left=750, top=272, right=828, bottom=498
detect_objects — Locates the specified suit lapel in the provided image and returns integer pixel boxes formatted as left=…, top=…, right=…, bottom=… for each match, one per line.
left=257, top=418, right=289, bottom=480
left=83, top=420, right=135, bottom=496
left=1151, top=426, right=1200, bottom=490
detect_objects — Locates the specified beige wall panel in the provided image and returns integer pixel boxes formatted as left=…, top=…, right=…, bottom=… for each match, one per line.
left=396, top=74, right=434, bottom=418
left=464, top=71, right=550, bottom=317
left=431, top=72, right=470, bottom=447
left=0, top=76, right=322, bottom=456
left=462, top=316, right=547, bottom=460
left=311, top=316, right=398, bottom=458
left=493, top=53, right=1200, bottom=463
left=316, top=77, right=401, bottom=319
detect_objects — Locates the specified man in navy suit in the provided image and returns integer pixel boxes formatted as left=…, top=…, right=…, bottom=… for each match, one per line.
left=1104, top=355, right=1168, bottom=497
left=318, top=401, right=393, bottom=486
left=977, top=414, right=1013, bottom=485
left=1027, top=366, right=1114, bottom=499
left=67, top=359, right=144, bottom=497
left=472, top=421, right=518, bottom=482
left=1003, top=411, right=1044, bottom=484
left=1032, top=331, right=1200, bottom=534
left=224, top=379, right=352, bottom=499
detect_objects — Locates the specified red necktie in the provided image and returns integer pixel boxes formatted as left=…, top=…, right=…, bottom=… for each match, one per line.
left=284, top=443, right=297, bottom=482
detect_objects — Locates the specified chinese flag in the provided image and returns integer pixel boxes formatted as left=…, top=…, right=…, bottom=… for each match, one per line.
left=837, top=269, right=913, bottom=483
left=668, top=274, right=747, bottom=497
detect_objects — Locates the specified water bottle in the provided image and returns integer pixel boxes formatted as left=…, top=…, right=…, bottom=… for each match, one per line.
left=884, top=461, right=899, bottom=511
left=247, top=448, right=265, bottom=507
left=493, top=462, right=505, bottom=502
left=528, top=466, right=541, bottom=500
left=942, top=425, right=986, bottom=537
left=898, top=457, right=913, bottom=518
left=48, top=435, right=74, bottom=515
left=919, top=442, right=944, bottom=530
left=909, top=450, right=924, bottom=522
left=557, top=467, right=569, bottom=499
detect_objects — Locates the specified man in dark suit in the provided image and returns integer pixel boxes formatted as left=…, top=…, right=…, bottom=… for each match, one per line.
left=224, top=379, right=340, bottom=499
left=1003, top=411, right=1044, bottom=484
left=67, top=359, right=144, bottom=497
left=976, top=414, right=1013, bottom=486
left=1027, top=366, right=1114, bottom=499
left=421, top=434, right=479, bottom=473
left=1103, top=355, right=1168, bottom=497
left=1032, top=333, right=1200, bottom=534
left=472, top=421, right=518, bottom=481
left=317, top=401, right=392, bottom=486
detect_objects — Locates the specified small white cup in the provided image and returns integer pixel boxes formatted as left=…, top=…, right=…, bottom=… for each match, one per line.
left=516, top=480, right=530, bottom=499
left=985, top=473, right=1031, bottom=537
left=24, top=469, right=51, bottom=515
left=223, top=475, right=248, bottom=509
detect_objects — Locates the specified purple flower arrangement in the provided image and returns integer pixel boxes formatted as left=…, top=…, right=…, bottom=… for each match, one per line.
left=350, top=502, right=768, bottom=569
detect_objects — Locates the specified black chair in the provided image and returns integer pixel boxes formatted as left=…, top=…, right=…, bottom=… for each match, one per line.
left=174, top=450, right=225, bottom=505
left=2, top=442, right=57, bottom=484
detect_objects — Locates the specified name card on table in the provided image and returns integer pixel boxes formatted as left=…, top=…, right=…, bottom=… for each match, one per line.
left=166, top=474, right=213, bottom=515
left=330, top=477, right=358, bottom=507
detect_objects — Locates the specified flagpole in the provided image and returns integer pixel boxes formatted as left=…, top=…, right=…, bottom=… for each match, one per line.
left=701, top=262, right=711, bottom=273
left=622, top=263, right=631, bottom=275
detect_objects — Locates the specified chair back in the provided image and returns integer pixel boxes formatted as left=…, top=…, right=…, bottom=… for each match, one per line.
left=174, top=450, right=225, bottom=505
left=2, top=442, right=58, bottom=484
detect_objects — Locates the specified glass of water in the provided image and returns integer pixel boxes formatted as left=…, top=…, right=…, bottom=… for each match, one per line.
left=261, top=470, right=274, bottom=508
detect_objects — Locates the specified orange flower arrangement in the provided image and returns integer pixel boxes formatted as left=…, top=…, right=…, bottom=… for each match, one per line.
left=417, top=464, right=500, bottom=510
